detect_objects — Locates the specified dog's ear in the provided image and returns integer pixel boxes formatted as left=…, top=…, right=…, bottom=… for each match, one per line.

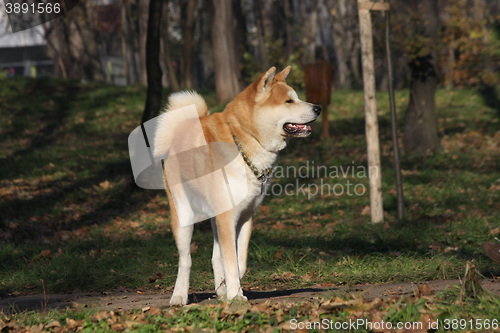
left=257, top=66, right=276, bottom=93
left=274, top=66, right=291, bottom=82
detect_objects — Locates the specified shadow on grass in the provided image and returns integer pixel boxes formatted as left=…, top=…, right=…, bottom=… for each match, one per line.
left=479, top=85, right=500, bottom=118
left=0, top=78, right=156, bottom=243
left=1, top=79, right=81, bottom=160
left=189, top=287, right=326, bottom=304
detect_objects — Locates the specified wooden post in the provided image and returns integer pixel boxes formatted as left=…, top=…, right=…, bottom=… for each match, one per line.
left=358, top=0, right=384, bottom=223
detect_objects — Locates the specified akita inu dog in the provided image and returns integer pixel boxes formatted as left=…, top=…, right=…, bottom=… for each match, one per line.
left=155, top=66, right=321, bottom=305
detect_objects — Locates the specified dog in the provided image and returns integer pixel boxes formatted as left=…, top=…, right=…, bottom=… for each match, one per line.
left=154, top=66, right=321, bottom=305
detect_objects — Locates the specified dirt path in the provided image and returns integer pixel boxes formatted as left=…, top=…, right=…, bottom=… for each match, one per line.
left=1, top=279, right=499, bottom=313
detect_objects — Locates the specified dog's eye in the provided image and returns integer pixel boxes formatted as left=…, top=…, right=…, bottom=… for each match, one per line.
left=286, top=99, right=294, bottom=103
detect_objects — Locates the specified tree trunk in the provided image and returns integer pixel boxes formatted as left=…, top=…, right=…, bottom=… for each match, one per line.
left=43, top=22, right=69, bottom=79
left=233, top=0, right=248, bottom=70
left=122, top=1, right=139, bottom=85
left=138, top=0, right=150, bottom=86
left=284, top=0, right=294, bottom=57
left=254, top=0, right=269, bottom=69
left=161, top=1, right=180, bottom=92
left=78, top=5, right=105, bottom=81
left=403, top=0, right=441, bottom=155
left=48, top=3, right=104, bottom=81
left=198, top=2, right=214, bottom=89
left=326, top=0, right=349, bottom=87
left=211, top=0, right=242, bottom=103
left=300, top=0, right=318, bottom=63
left=180, top=0, right=196, bottom=89
left=141, top=0, right=163, bottom=123
left=120, top=3, right=129, bottom=85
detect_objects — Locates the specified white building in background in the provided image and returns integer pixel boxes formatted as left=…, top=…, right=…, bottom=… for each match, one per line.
left=0, top=0, right=126, bottom=84
left=0, top=8, right=54, bottom=77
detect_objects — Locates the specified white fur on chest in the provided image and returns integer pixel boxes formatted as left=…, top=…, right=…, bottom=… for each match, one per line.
left=230, top=154, right=275, bottom=224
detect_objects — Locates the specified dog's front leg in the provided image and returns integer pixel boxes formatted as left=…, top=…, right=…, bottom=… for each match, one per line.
left=216, top=212, right=247, bottom=301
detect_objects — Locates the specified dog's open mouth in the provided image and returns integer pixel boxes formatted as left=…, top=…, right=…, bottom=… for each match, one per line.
left=283, top=122, right=312, bottom=136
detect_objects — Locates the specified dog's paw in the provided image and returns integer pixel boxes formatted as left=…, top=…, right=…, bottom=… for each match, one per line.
left=234, top=295, right=248, bottom=302
left=226, top=294, right=248, bottom=303
left=169, top=295, right=188, bottom=306
left=228, top=295, right=248, bottom=304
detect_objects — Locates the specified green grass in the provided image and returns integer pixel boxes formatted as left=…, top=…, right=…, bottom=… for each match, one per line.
left=0, top=77, right=499, bottom=330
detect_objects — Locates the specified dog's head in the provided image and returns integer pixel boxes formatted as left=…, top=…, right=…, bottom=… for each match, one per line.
left=249, top=66, right=321, bottom=152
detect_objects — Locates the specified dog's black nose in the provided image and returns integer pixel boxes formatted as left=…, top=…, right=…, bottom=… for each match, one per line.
left=313, top=104, right=321, bottom=115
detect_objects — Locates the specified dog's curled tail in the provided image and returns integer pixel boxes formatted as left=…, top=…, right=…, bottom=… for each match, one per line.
left=166, top=91, right=209, bottom=117
left=153, top=91, right=208, bottom=158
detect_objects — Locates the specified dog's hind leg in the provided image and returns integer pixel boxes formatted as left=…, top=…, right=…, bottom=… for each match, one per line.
left=211, top=218, right=226, bottom=298
left=168, top=190, right=193, bottom=306
left=170, top=222, right=193, bottom=306
left=216, top=212, right=247, bottom=301
left=236, top=218, right=252, bottom=280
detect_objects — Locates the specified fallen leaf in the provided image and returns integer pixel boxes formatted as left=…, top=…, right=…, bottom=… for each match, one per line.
left=259, top=205, right=270, bottom=215
left=124, top=320, right=138, bottom=329
left=190, top=242, right=198, bottom=253
left=70, top=301, right=82, bottom=309
left=148, top=272, right=163, bottom=283
left=28, top=324, right=44, bottom=333
left=40, top=250, right=52, bottom=258
left=444, top=246, right=458, bottom=253
left=361, top=205, right=370, bottom=216
left=111, top=323, right=126, bottom=331
left=420, top=313, right=437, bottom=331
left=272, top=221, right=286, bottom=230
left=45, top=321, right=61, bottom=329
left=149, top=306, right=162, bottom=315
left=274, top=250, right=283, bottom=259
left=416, top=284, right=434, bottom=298
left=65, top=318, right=77, bottom=330
left=99, top=180, right=111, bottom=189
left=281, top=271, right=296, bottom=280
left=222, top=302, right=251, bottom=316
left=92, top=311, right=110, bottom=322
